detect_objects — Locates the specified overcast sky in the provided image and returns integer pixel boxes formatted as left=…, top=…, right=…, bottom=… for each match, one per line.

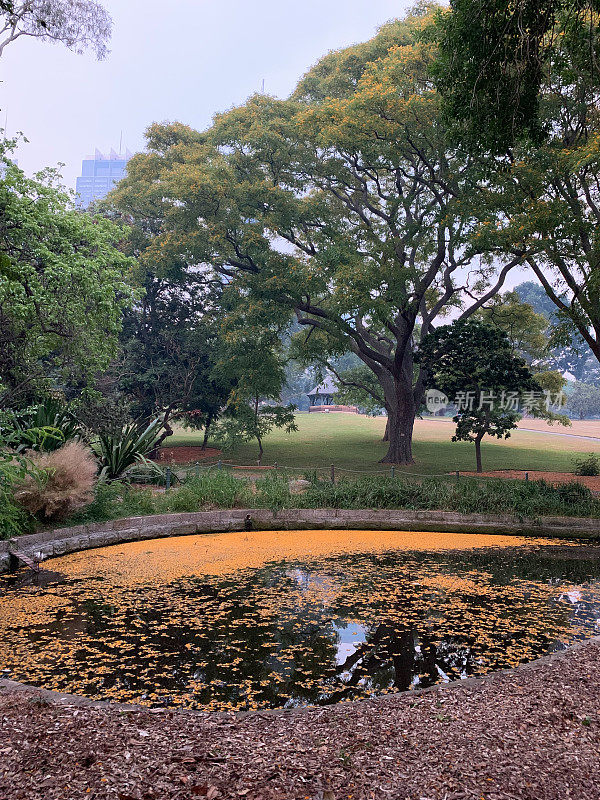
left=1, top=0, right=409, bottom=188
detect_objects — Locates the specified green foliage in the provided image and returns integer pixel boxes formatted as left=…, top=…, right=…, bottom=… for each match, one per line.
left=438, top=8, right=600, bottom=367
left=7, top=398, right=82, bottom=452
left=214, top=402, right=298, bottom=461
left=0, top=142, right=135, bottom=405
left=0, top=419, right=52, bottom=537
left=62, top=470, right=600, bottom=529
left=91, top=418, right=163, bottom=481
left=299, top=474, right=598, bottom=518
left=69, top=470, right=252, bottom=524
left=432, top=0, right=551, bottom=151
left=574, top=453, right=600, bottom=477
left=514, top=282, right=599, bottom=382
left=476, top=290, right=551, bottom=366
left=567, top=382, right=600, bottom=420
left=332, top=365, right=385, bottom=414
left=121, top=6, right=520, bottom=465
left=419, top=319, right=543, bottom=472
left=433, top=0, right=600, bottom=151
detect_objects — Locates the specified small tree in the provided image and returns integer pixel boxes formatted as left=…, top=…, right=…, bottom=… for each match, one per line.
left=419, top=320, right=543, bottom=472
left=216, top=399, right=297, bottom=463
left=213, top=297, right=298, bottom=462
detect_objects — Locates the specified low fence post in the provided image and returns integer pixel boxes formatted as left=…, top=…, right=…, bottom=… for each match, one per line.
left=456, top=470, right=460, bottom=480
left=391, top=466, right=395, bottom=479
left=217, top=460, right=222, bottom=470
left=331, top=464, right=335, bottom=485
left=195, top=461, right=200, bottom=478
left=165, top=466, right=172, bottom=491
left=525, top=472, right=529, bottom=482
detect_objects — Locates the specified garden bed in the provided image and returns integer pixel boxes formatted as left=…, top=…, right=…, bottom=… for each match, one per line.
left=156, top=446, right=223, bottom=464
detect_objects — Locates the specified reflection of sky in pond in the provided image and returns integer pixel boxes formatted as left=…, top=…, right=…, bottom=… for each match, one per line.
left=333, top=621, right=367, bottom=666
left=2, top=537, right=600, bottom=711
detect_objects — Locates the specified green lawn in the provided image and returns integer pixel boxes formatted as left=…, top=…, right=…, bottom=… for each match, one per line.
left=169, top=413, right=600, bottom=476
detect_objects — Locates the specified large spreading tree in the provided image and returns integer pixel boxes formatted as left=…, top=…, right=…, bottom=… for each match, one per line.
left=130, top=8, right=523, bottom=464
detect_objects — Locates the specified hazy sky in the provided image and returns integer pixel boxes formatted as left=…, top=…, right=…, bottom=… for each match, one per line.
left=1, top=0, right=409, bottom=188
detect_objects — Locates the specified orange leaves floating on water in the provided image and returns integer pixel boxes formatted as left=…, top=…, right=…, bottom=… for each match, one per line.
left=0, top=531, right=599, bottom=712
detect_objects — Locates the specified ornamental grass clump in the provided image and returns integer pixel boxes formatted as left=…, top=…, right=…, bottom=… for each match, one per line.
left=15, top=441, right=97, bottom=522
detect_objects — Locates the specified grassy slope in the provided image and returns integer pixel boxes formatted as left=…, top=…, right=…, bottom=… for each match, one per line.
left=169, top=413, right=600, bottom=475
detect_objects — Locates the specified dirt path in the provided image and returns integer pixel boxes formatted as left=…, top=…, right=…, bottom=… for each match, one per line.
left=459, top=469, right=600, bottom=491
left=1, top=640, right=599, bottom=800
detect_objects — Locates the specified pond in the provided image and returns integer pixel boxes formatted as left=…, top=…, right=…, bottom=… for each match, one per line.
left=1, top=530, right=600, bottom=712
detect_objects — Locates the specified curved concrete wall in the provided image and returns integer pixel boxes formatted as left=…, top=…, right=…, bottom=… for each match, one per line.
left=1, top=508, right=599, bottom=573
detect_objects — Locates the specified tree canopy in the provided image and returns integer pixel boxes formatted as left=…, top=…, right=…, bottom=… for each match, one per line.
left=124, top=7, right=526, bottom=465
left=433, top=0, right=600, bottom=151
left=0, top=146, right=135, bottom=406
left=419, top=319, right=544, bottom=472
left=446, top=6, right=600, bottom=371
left=0, top=0, right=111, bottom=59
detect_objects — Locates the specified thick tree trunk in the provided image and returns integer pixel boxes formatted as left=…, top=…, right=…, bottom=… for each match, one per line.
left=381, top=408, right=415, bottom=464
left=380, top=376, right=416, bottom=465
left=382, top=418, right=390, bottom=442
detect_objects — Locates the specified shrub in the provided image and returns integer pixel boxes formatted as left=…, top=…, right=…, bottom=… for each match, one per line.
left=574, top=453, right=600, bottom=477
left=1, top=398, right=82, bottom=454
left=56, top=470, right=600, bottom=529
left=15, top=441, right=97, bottom=522
left=0, top=450, right=34, bottom=537
left=92, top=417, right=163, bottom=481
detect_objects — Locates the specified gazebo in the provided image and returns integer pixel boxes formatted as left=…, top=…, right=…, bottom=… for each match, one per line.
left=307, top=377, right=358, bottom=413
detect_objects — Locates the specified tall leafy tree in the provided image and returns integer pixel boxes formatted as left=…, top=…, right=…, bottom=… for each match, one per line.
left=105, top=126, right=234, bottom=449
left=0, top=0, right=111, bottom=59
left=567, top=381, right=600, bottom=418
left=0, top=147, right=135, bottom=407
left=514, top=281, right=599, bottom=381
left=138, top=8, right=520, bottom=464
left=433, top=0, right=600, bottom=151
left=476, top=291, right=550, bottom=366
left=435, top=6, right=600, bottom=367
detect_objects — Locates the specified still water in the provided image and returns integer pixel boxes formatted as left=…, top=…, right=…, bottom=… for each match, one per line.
left=1, top=530, right=599, bottom=711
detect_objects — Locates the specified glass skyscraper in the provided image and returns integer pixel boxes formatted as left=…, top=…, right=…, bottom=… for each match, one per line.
left=75, top=148, right=132, bottom=208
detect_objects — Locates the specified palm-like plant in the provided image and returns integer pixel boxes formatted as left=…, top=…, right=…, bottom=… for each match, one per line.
left=2, top=398, right=82, bottom=453
left=92, top=417, right=164, bottom=481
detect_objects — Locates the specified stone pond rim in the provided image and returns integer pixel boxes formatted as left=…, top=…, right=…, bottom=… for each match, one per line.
left=1, top=507, right=599, bottom=574
left=1, top=511, right=599, bottom=717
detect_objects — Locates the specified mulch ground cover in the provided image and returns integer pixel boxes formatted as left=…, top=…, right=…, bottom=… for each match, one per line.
left=1, top=640, right=599, bottom=800
left=459, top=469, right=600, bottom=492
